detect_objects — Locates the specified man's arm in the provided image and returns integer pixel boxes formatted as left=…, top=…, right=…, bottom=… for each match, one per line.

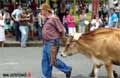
left=112, top=14, right=118, bottom=27
left=11, top=10, right=16, bottom=21
left=54, top=17, right=65, bottom=37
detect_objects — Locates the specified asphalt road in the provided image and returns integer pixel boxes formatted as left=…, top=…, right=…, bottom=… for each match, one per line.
left=0, top=47, right=120, bottom=78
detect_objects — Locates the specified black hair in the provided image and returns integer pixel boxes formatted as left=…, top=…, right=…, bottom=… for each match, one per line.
left=110, top=8, right=115, bottom=12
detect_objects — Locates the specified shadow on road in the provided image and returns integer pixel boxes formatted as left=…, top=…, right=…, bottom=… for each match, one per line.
left=71, top=75, right=120, bottom=78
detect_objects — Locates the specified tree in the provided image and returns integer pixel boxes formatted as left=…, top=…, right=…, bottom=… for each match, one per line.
left=73, top=0, right=76, bottom=15
left=92, top=0, right=99, bottom=17
left=46, top=0, right=50, bottom=4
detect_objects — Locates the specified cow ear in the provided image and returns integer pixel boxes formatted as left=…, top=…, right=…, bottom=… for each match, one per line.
left=73, top=33, right=82, bottom=40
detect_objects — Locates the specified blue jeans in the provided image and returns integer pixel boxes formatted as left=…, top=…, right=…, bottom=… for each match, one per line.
left=15, top=21, right=21, bottom=41
left=41, top=39, right=71, bottom=78
left=34, top=22, right=42, bottom=40
left=64, top=23, right=68, bottom=35
left=38, top=30, right=42, bottom=40
left=19, top=26, right=28, bottom=47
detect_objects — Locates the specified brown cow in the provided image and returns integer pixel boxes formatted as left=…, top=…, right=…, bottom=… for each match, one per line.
left=61, top=28, right=120, bottom=78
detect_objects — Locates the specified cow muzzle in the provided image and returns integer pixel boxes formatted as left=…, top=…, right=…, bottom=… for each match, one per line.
left=61, top=51, right=73, bottom=57
left=61, top=51, right=67, bottom=57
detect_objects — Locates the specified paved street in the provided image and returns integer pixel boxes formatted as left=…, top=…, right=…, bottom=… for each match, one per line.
left=0, top=47, right=120, bottom=78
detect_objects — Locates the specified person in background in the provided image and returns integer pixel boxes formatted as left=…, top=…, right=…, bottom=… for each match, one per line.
left=66, top=10, right=76, bottom=35
left=27, top=8, right=35, bottom=40
left=30, top=0, right=37, bottom=16
left=3, top=10, right=12, bottom=37
left=8, top=2, right=14, bottom=14
left=90, top=15, right=102, bottom=31
left=107, top=8, right=118, bottom=28
left=58, top=2, right=66, bottom=23
left=40, top=3, right=72, bottom=78
left=65, top=1, right=71, bottom=11
left=11, top=4, right=22, bottom=41
left=63, top=11, right=68, bottom=36
left=19, top=10, right=30, bottom=48
left=78, top=10, right=87, bottom=33
left=102, top=14, right=108, bottom=27
left=34, top=11, right=42, bottom=40
left=0, top=11, right=5, bottom=47
left=37, top=10, right=43, bottom=40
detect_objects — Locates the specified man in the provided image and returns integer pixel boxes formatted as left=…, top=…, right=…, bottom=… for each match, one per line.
left=40, top=4, right=72, bottom=78
left=108, top=8, right=118, bottom=28
left=19, top=9, right=30, bottom=48
left=11, top=4, right=22, bottom=41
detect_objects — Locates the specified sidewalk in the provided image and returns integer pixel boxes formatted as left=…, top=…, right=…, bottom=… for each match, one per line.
left=3, top=36, right=65, bottom=47
left=4, top=37, right=43, bottom=47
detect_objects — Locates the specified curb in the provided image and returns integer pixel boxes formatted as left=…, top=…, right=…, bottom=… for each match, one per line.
left=4, top=41, right=43, bottom=47
left=3, top=39, right=65, bottom=47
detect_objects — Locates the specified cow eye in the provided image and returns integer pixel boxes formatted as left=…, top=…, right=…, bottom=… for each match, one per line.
left=66, top=44, right=70, bottom=47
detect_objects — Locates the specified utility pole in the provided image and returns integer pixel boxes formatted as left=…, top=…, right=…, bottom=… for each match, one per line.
left=92, top=0, right=99, bottom=18
left=46, top=0, right=50, bottom=4
left=88, top=0, right=99, bottom=31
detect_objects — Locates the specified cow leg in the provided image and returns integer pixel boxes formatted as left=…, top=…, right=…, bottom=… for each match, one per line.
left=113, top=70, right=118, bottom=78
left=89, top=65, right=97, bottom=77
left=90, top=64, right=103, bottom=78
left=105, top=62, right=114, bottom=78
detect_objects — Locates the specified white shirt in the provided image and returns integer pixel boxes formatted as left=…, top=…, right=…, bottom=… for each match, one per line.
left=90, top=19, right=102, bottom=31
left=12, top=9, right=22, bottom=21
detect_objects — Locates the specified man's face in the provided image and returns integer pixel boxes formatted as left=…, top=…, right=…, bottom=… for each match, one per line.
left=41, top=10, right=47, bottom=17
left=18, top=5, right=22, bottom=10
left=110, top=9, right=114, bottom=14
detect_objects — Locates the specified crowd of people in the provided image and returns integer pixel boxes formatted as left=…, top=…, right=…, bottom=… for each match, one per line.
left=60, top=3, right=119, bottom=34
left=0, top=1, right=119, bottom=47
left=0, top=4, right=43, bottom=47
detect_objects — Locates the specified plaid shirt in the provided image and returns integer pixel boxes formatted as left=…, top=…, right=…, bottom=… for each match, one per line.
left=42, top=15, right=64, bottom=41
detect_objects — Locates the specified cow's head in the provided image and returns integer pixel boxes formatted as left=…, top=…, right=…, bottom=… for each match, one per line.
left=61, top=33, right=82, bottom=57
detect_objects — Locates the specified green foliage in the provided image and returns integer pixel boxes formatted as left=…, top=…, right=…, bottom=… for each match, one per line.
left=85, top=0, right=92, bottom=3
left=99, top=0, right=108, bottom=6
left=84, top=0, right=108, bottom=4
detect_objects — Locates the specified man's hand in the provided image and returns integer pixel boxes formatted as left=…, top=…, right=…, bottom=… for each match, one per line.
left=61, top=31, right=65, bottom=38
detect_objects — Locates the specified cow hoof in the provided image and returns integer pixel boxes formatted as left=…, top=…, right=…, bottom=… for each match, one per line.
left=113, top=70, right=118, bottom=78
left=89, top=72, right=95, bottom=77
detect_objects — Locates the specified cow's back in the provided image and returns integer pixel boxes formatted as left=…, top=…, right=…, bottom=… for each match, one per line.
left=79, top=28, right=120, bottom=65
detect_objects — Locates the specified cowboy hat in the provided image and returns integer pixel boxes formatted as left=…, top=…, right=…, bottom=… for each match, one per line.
left=40, top=3, right=52, bottom=13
